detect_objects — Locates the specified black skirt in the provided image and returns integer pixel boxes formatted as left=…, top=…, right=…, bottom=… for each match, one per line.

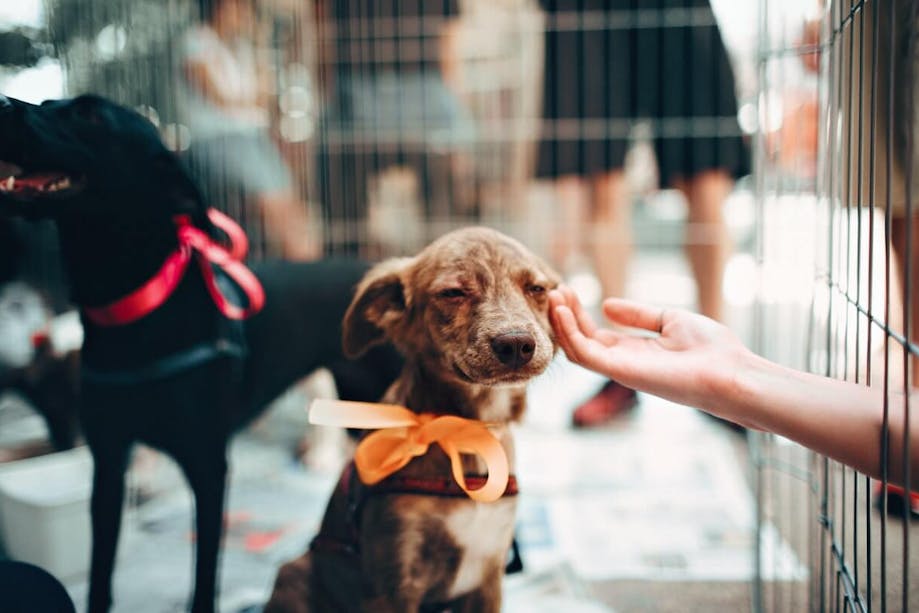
left=535, top=0, right=750, bottom=185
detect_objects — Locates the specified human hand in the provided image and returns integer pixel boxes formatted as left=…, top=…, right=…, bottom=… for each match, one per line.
left=549, top=286, right=752, bottom=413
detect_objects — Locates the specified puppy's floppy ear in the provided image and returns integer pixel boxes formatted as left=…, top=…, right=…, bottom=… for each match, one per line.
left=342, top=257, right=413, bottom=358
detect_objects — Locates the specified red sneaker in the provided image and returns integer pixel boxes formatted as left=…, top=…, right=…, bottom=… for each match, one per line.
left=571, top=380, right=638, bottom=428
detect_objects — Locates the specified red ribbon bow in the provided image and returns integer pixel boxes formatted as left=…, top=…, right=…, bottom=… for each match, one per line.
left=83, top=208, right=265, bottom=326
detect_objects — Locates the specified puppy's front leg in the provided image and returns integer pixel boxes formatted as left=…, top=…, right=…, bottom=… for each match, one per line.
left=449, top=560, right=504, bottom=613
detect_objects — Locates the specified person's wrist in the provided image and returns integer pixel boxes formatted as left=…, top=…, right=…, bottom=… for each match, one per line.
left=702, top=344, right=764, bottom=429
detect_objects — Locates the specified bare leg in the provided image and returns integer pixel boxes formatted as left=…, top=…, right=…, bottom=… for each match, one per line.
left=590, top=170, right=630, bottom=297
left=676, top=169, right=733, bottom=322
left=891, top=214, right=919, bottom=385
left=570, top=169, right=635, bottom=428
left=550, top=176, right=588, bottom=272
left=258, top=191, right=322, bottom=261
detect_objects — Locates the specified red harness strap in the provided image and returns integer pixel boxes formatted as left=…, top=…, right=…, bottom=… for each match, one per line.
left=370, top=474, right=520, bottom=498
left=310, top=464, right=519, bottom=558
left=83, top=209, right=265, bottom=326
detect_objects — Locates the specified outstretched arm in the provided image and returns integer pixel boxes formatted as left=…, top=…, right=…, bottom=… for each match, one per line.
left=549, top=286, right=919, bottom=489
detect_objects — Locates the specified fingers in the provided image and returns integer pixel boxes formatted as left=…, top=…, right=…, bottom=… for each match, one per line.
left=565, top=286, right=600, bottom=337
left=601, top=298, right=666, bottom=333
left=548, top=288, right=566, bottom=312
left=552, top=303, right=627, bottom=373
left=549, top=290, right=580, bottom=359
left=551, top=306, right=576, bottom=359
left=551, top=304, right=597, bottom=366
left=549, top=285, right=598, bottom=336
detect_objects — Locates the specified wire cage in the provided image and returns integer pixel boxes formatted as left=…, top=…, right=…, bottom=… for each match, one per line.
left=753, top=0, right=918, bottom=611
left=24, top=0, right=547, bottom=260
left=13, top=0, right=915, bottom=609
left=5, top=0, right=759, bottom=264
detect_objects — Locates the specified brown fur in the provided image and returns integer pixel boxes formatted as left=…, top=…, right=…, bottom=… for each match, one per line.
left=266, top=227, right=560, bottom=612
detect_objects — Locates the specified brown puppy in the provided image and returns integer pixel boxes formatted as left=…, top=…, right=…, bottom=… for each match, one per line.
left=266, top=226, right=560, bottom=612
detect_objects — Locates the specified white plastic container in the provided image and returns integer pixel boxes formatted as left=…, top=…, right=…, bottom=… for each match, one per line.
left=0, top=446, right=93, bottom=580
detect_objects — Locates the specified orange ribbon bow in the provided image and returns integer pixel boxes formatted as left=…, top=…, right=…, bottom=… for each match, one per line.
left=308, top=399, right=510, bottom=503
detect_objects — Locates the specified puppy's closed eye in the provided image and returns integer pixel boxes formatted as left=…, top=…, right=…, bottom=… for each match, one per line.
left=526, top=283, right=547, bottom=296
left=437, top=287, right=468, bottom=300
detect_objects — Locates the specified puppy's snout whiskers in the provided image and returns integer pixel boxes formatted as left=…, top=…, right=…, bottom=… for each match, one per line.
left=490, top=331, right=536, bottom=368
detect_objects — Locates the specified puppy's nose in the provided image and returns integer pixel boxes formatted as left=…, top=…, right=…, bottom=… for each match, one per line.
left=491, top=332, right=536, bottom=368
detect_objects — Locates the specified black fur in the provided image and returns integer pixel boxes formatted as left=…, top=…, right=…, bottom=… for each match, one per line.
left=0, top=94, right=401, bottom=612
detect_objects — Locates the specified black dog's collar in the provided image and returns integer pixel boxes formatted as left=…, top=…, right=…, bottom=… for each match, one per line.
left=82, top=209, right=263, bottom=326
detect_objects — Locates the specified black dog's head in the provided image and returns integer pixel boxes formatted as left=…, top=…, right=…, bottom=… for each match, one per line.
left=0, top=93, right=205, bottom=220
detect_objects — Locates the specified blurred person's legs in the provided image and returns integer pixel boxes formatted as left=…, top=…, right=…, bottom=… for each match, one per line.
left=675, top=169, right=733, bottom=322
left=547, top=171, right=631, bottom=297
left=569, top=170, right=638, bottom=428
left=548, top=0, right=749, bottom=428
left=590, top=170, right=632, bottom=300
left=537, top=1, right=630, bottom=284
left=550, top=176, right=588, bottom=272
left=649, top=0, right=747, bottom=323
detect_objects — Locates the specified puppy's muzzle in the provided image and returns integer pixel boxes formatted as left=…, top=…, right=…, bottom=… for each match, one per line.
left=490, top=331, right=536, bottom=368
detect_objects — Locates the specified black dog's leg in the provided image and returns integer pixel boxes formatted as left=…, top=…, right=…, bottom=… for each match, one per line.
left=182, top=449, right=228, bottom=613
left=86, top=439, right=131, bottom=613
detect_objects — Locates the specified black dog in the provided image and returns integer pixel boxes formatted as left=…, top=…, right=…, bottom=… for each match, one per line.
left=0, top=94, right=402, bottom=612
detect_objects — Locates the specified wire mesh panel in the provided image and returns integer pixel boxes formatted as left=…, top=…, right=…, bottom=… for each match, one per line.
left=754, top=1, right=919, bottom=610
left=312, top=0, right=544, bottom=256
left=40, top=0, right=324, bottom=261
left=11, top=0, right=546, bottom=260
left=3, top=1, right=756, bottom=295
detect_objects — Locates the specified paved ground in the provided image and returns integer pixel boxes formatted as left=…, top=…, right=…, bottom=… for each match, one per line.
left=46, top=360, right=772, bottom=613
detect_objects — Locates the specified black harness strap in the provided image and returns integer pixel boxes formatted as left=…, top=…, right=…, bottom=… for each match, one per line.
left=80, top=269, right=247, bottom=386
